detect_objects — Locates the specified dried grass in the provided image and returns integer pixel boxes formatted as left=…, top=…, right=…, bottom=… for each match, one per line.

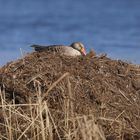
left=0, top=51, right=140, bottom=139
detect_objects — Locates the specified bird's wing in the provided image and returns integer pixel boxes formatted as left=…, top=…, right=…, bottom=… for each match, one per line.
left=30, top=44, right=66, bottom=52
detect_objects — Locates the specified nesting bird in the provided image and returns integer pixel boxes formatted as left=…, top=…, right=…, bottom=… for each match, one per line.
left=31, top=42, right=86, bottom=56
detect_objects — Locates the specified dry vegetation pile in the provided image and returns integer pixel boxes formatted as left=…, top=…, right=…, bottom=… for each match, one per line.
left=0, top=51, right=140, bottom=140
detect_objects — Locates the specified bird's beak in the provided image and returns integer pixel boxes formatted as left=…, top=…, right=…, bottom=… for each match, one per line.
left=81, top=48, right=86, bottom=55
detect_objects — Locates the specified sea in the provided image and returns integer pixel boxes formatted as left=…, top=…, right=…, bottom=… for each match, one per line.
left=0, top=0, right=140, bottom=66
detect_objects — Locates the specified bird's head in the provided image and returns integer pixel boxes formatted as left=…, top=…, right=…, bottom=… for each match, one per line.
left=70, top=42, right=86, bottom=56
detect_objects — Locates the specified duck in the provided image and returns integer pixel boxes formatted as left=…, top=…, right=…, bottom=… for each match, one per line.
left=31, top=42, right=86, bottom=56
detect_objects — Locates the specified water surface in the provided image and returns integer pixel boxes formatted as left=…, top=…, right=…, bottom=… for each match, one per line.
left=0, top=0, right=140, bottom=66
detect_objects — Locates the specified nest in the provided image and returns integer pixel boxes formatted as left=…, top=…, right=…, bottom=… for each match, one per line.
left=0, top=51, right=140, bottom=140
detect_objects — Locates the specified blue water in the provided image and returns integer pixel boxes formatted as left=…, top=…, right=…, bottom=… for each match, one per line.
left=0, top=0, right=140, bottom=66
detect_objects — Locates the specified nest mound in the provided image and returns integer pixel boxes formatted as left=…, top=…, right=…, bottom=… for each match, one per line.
left=0, top=51, right=140, bottom=139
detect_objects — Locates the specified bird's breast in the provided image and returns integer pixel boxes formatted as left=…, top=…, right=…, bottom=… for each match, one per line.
left=63, top=47, right=81, bottom=56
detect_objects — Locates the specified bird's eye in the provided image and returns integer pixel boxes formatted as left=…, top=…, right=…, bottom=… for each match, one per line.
left=80, top=45, right=83, bottom=50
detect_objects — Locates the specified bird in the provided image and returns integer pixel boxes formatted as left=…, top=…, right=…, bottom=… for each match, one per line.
left=31, top=42, right=86, bottom=56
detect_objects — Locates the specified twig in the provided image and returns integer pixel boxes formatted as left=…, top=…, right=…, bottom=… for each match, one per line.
left=0, top=103, right=39, bottom=107
left=118, top=89, right=133, bottom=104
left=42, top=72, right=69, bottom=100
left=20, top=48, right=25, bottom=65
left=110, top=110, right=125, bottom=125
